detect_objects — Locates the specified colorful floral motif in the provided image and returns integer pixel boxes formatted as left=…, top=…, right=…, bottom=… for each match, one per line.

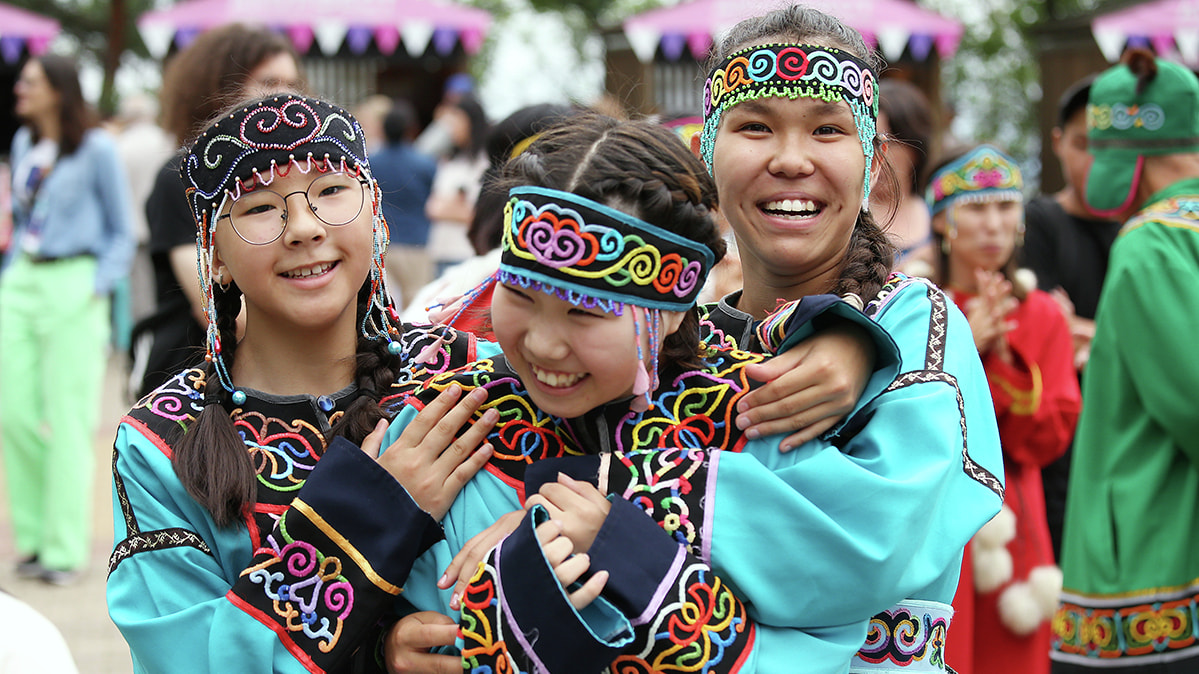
left=1053, top=587, right=1199, bottom=662
left=925, top=144, right=1023, bottom=215
left=856, top=601, right=951, bottom=671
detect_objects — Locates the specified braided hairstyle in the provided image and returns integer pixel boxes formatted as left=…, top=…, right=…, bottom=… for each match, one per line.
left=172, top=97, right=405, bottom=527
left=707, top=3, right=898, bottom=303
left=497, top=112, right=726, bottom=369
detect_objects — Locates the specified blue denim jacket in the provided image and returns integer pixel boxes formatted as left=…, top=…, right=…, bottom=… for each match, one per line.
left=3, top=126, right=136, bottom=295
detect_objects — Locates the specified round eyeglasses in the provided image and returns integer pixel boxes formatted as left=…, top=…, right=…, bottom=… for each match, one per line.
left=218, top=172, right=368, bottom=245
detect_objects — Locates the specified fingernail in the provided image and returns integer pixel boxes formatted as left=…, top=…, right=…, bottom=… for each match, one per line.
left=735, top=415, right=750, bottom=430
left=778, top=441, right=790, bottom=452
left=438, top=573, right=449, bottom=587
left=449, top=592, right=460, bottom=610
left=470, top=387, right=488, bottom=401
left=736, top=401, right=749, bottom=413
left=448, top=383, right=461, bottom=395
left=745, top=428, right=760, bottom=440
left=482, top=408, right=499, bottom=422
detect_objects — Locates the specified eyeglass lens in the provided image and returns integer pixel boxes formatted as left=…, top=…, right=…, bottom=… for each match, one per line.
left=229, top=172, right=365, bottom=244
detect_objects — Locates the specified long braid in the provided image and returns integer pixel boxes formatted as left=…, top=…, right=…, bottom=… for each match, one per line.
left=832, top=210, right=896, bottom=305
left=328, top=286, right=404, bottom=445
left=172, top=282, right=256, bottom=527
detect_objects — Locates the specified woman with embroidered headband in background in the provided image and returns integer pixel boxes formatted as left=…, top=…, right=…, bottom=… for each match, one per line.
left=374, top=112, right=908, bottom=673
left=925, top=144, right=1079, bottom=674
left=106, top=94, right=502, bottom=673
left=686, top=5, right=1005, bottom=672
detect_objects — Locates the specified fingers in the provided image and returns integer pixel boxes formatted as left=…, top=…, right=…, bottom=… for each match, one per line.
left=384, top=612, right=460, bottom=674
left=776, top=410, right=840, bottom=452
left=361, top=418, right=389, bottom=458
left=568, top=570, right=609, bottom=611
left=434, top=406, right=498, bottom=472
left=401, top=383, right=465, bottom=441
left=443, top=510, right=526, bottom=609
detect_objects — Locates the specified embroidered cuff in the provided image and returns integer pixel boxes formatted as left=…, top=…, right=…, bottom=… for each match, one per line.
left=493, top=505, right=633, bottom=671
left=586, top=498, right=687, bottom=623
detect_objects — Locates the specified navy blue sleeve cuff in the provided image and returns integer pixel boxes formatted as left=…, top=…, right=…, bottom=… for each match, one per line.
left=586, top=498, right=685, bottom=622
left=496, top=505, right=633, bottom=671
left=300, top=435, right=444, bottom=584
left=766, top=294, right=901, bottom=374
left=523, top=455, right=601, bottom=498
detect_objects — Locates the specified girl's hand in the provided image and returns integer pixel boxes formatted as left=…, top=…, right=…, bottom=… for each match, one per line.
left=361, top=383, right=498, bottom=520
left=965, top=270, right=1017, bottom=359
left=736, top=322, right=875, bottom=451
left=440, top=510, right=526, bottom=611
left=525, top=474, right=611, bottom=555
left=536, top=519, right=608, bottom=611
left=383, top=611, right=459, bottom=674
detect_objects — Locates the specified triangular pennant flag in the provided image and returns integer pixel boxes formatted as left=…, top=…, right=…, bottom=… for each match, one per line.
left=1095, top=29, right=1127, bottom=61
left=347, top=25, right=372, bottom=54
left=139, top=22, right=175, bottom=60
left=909, top=34, right=933, bottom=61
left=286, top=25, right=314, bottom=54
left=661, top=33, right=685, bottom=60
left=314, top=22, right=347, bottom=55
left=432, top=27, right=456, bottom=56
left=626, top=25, right=660, bottom=63
left=401, top=20, right=433, bottom=57
left=1, top=36, right=23, bottom=64
left=934, top=33, right=960, bottom=58
left=460, top=27, right=485, bottom=54
left=1176, top=29, right=1199, bottom=63
left=687, top=32, right=712, bottom=60
left=375, top=25, right=400, bottom=55
left=877, top=27, right=909, bottom=61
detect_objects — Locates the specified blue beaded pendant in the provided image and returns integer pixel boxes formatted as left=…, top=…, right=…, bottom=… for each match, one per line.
left=317, top=395, right=335, bottom=413
left=231, top=390, right=247, bottom=405
left=387, top=341, right=402, bottom=355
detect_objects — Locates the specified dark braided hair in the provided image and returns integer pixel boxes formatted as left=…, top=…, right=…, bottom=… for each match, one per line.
left=497, top=112, right=726, bottom=369
left=706, top=4, right=898, bottom=304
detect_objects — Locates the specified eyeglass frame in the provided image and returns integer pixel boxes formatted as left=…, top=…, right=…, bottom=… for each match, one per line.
left=215, top=173, right=371, bottom=245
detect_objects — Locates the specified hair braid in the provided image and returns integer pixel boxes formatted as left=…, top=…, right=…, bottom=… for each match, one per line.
left=328, top=287, right=404, bottom=444
left=832, top=211, right=896, bottom=304
left=171, top=282, right=256, bottom=527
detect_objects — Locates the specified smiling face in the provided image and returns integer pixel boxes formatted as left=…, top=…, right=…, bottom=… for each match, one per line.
left=490, top=283, right=684, bottom=419
left=211, top=168, right=375, bottom=337
left=708, top=94, right=866, bottom=295
left=937, top=198, right=1023, bottom=286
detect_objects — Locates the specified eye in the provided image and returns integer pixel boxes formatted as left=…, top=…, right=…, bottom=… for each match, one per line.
left=814, top=124, right=846, bottom=136
left=501, top=284, right=533, bottom=302
left=736, top=121, right=771, bottom=134
left=569, top=306, right=605, bottom=318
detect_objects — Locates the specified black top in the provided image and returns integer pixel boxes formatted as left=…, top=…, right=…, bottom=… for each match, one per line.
left=1021, top=195, right=1122, bottom=321
left=130, top=155, right=206, bottom=398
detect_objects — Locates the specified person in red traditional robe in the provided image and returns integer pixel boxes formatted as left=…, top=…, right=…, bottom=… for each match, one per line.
left=926, top=144, right=1081, bottom=674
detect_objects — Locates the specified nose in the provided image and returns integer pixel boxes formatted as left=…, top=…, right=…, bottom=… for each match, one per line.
left=523, top=317, right=571, bottom=362
left=281, top=192, right=326, bottom=245
left=767, top=133, right=816, bottom=178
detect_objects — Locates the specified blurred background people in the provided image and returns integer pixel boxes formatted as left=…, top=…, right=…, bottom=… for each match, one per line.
left=422, top=94, right=490, bottom=277
left=1050, top=50, right=1199, bottom=673
left=1, top=53, right=135, bottom=585
left=371, top=97, right=437, bottom=310
left=129, top=24, right=302, bottom=399
left=1021, top=74, right=1121, bottom=562
left=927, top=144, right=1079, bottom=674
left=874, top=78, right=938, bottom=276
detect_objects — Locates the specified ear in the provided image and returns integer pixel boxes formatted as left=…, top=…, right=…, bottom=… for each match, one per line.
left=210, top=245, right=229, bottom=287
left=689, top=130, right=702, bottom=160
left=660, top=309, right=687, bottom=337
left=1050, top=126, right=1064, bottom=157
left=931, top=209, right=948, bottom=237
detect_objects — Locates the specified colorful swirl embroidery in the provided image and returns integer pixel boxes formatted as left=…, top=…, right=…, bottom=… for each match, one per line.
left=500, top=186, right=713, bottom=312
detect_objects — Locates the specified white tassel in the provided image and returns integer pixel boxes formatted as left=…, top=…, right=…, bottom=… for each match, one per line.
left=975, top=505, right=1017, bottom=549
left=973, top=545, right=1014, bottom=593
left=998, top=580, right=1044, bottom=636
left=1028, top=565, right=1063, bottom=619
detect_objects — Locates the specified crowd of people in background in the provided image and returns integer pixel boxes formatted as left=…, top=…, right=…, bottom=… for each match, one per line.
left=1, top=4, right=1197, bottom=673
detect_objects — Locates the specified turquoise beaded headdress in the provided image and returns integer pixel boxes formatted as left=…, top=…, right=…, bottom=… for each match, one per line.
left=925, top=144, right=1023, bottom=215
left=700, top=43, right=879, bottom=200
left=498, top=186, right=714, bottom=312
left=182, top=94, right=401, bottom=399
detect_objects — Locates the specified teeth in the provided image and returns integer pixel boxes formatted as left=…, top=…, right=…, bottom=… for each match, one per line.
left=284, top=262, right=333, bottom=278
left=762, top=199, right=818, bottom=215
left=532, top=366, right=585, bottom=388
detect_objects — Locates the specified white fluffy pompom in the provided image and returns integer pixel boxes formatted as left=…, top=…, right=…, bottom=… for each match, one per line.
left=998, top=580, right=1044, bottom=635
left=973, top=544, right=1014, bottom=593
left=974, top=505, right=1017, bottom=549
left=1028, top=565, right=1063, bottom=618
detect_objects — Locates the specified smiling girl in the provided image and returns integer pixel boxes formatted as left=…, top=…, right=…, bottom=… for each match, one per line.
left=106, top=94, right=500, bottom=673
left=683, top=6, right=1007, bottom=672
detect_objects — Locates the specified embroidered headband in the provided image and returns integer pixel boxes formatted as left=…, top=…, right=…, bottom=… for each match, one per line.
left=700, top=43, right=879, bottom=199
left=181, top=94, right=398, bottom=398
left=498, top=186, right=715, bottom=313
left=925, top=144, right=1023, bottom=215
